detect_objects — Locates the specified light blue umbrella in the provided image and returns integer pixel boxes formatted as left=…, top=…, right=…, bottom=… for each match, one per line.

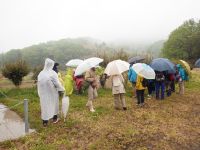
left=150, top=58, right=175, bottom=73
left=195, top=58, right=200, bottom=68
left=132, top=63, right=155, bottom=79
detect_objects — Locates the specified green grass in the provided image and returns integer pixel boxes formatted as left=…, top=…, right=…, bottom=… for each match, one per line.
left=0, top=71, right=200, bottom=149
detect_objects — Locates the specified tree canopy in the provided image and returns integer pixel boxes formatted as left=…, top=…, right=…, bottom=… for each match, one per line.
left=162, top=19, right=200, bottom=63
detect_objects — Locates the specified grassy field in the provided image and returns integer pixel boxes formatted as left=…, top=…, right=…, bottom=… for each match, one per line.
left=0, top=70, right=200, bottom=150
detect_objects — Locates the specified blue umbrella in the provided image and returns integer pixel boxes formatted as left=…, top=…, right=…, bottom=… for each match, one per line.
left=150, top=58, right=175, bottom=73
left=195, top=58, right=200, bottom=68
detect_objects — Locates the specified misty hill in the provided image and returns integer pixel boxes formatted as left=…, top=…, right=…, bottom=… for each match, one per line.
left=0, top=37, right=164, bottom=69
left=147, top=40, right=165, bottom=58
left=0, top=37, right=109, bottom=69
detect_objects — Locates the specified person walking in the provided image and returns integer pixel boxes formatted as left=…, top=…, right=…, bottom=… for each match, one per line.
left=37, top=58, right=65, bottom=127
left=136, top=75, right=146, bottom=106
left=85, top=67, right=98, bottom=112
left=111, top=74, right=127, bottom=110
left=155, top=71, right=165, bottom=100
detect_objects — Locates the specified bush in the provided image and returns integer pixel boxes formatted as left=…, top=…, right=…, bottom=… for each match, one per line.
left=1, top=60, right=30, bottom=87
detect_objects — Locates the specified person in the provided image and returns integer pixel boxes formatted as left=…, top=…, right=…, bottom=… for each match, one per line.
left=85, top=67, right=98, bottom=112
left=37, top=58, right=65, bottom=127
left=100, top=73, right=108, bottom=88
left=165, top=73, right=172, bottom=97
left=64, top=68, right=74, bottom=96
left=147, top=79, right=155, bottom=99
left=74, top=75, right=84, bottom=94
left=52, top=62, right=64, bottom=86
left=128, top=64, right=137, bottom=99
left=53, top=62, right=59, bottom=73
left=169, top=73, right=175, bottom=93
left=111, top=74, right=127, bottom=110
left=176, top=64, right=188, bottom=95
left=155, top=71, right=165, bottom=100
left=135, top=75, right=146, bottom=106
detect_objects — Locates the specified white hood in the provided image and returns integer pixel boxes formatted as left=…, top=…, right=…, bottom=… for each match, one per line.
left=43, top=58, right=55, bottom=71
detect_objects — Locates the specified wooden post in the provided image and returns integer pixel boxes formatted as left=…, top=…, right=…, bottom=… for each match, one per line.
left=24, top=99, right=29, bottom=133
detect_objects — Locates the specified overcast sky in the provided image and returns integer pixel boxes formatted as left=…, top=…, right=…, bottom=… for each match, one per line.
left=0, top=0, right=200, bottom=52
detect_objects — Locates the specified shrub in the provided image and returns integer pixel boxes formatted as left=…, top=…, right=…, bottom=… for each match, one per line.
left=1, top=60, right=30, bottom=87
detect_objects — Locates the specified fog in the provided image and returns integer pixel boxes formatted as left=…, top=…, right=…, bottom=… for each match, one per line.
left=0, top=0, right=200, bottom=52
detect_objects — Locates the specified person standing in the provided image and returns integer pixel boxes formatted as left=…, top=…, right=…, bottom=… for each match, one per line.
left=85, top=67, right=98, bottom=112
left=165, top=73, right=172, bottom=97
left=37, top=58, right=65, bottom=127
left=111, top=74, right=127, bottom=110
left=64, top=68, right=74, bottom=96
left=155, top=71, right=165, bottom=100
left=128, top=64, right=137, bottom=99
left=147, top=79, right=155, bottom=99
left=52, top=62, right=64, bottom=86
left=136, top=75, right=146, bottom=106
left=176, top=64, right=188, bottom=95
left=169, top=73, right=175, bottom=93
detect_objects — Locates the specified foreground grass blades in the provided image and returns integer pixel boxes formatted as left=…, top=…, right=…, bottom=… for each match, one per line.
left=0, top=70, right=200, bottom=149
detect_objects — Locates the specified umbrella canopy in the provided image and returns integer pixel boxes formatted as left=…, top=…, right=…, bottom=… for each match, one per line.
left=132, top=63, right=155, bottom=79
left=195, top=58, right=200, bottom=68
left=128, top=56, right=145, bottom=64
left=104, top=59, right=130, bottom=76
left=74, top=57, right=103, bottom=76
left=150, top=58, right=175, bottom=73
left=66, top=59, right=83, bottom=67
left=179, top=60, right=191, bottom=75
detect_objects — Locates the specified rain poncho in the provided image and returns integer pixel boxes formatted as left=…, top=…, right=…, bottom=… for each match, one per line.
left=37, top=58, right=65, bottom=120
left=58, top=72, right=64, bottom=86
left=64, top=68, right=74, bottom=96
left=136, top=75, right=146, bottom=90
left=177, top=64, right=188, bottom=81
left=128, top=67, right=137, bottom=83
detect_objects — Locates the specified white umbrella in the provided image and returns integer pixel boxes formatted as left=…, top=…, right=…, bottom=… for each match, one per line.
left=66, top=59, right=83, bottom=67
left=74, top=57, right=103, bottom=76
left=104, top=59, right=130, bottom=76
left=132, top=63, right=155, bottom=79
left=62, top=96, right=69, bottom=122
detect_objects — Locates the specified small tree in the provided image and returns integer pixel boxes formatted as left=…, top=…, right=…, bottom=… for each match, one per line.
left=2, top=60, right=30, bottom=87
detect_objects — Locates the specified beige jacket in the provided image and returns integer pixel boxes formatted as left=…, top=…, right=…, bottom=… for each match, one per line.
left=111, top=75, right=125, bottom=95
left=85, top=69, right=97, bottom=88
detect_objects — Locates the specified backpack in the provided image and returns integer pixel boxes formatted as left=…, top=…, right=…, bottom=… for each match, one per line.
left=142, top=78, right=148, bottom=87
left=156, top=74, right=165, bottom=82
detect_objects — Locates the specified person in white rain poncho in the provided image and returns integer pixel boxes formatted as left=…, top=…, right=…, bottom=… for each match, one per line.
left=37, top=58, right=65, bottom=127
